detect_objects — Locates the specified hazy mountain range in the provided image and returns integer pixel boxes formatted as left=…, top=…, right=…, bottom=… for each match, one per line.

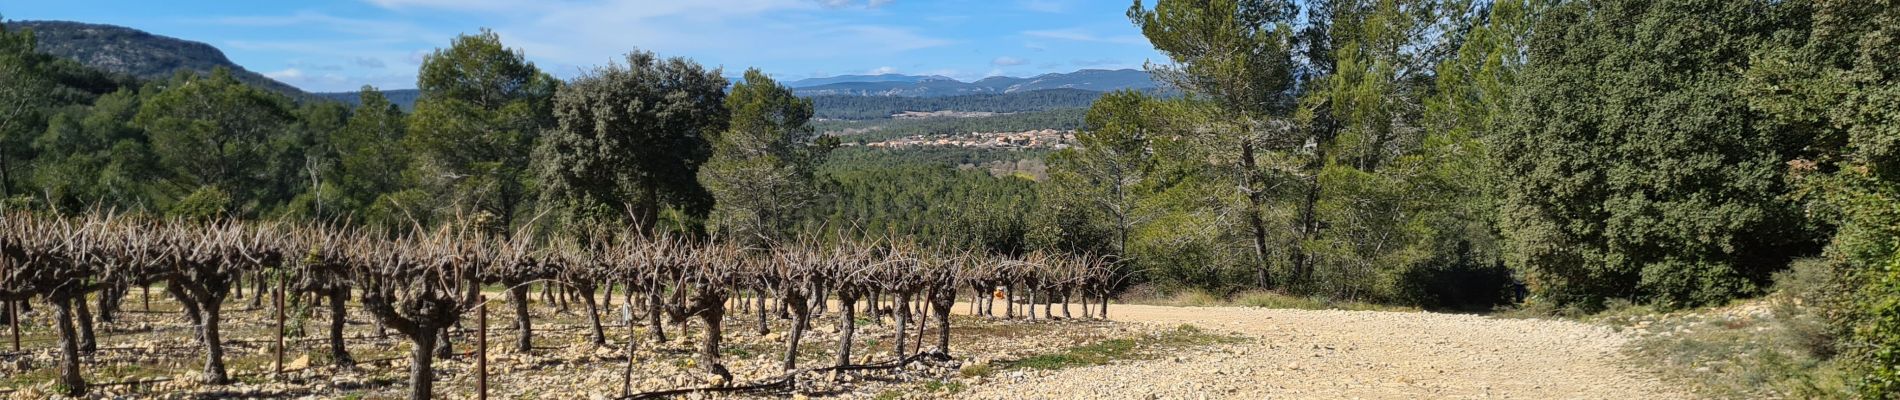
left=8, top=20, right=1161, bottom=114
left=789, top=69, right=1160, bottom=97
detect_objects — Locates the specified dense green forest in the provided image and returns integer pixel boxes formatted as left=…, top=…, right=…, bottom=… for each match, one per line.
left=3, top=0, right=1899, bottom=395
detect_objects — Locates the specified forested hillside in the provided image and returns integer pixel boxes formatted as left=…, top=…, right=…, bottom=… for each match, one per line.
left=4, top=20, right=321, bottom=103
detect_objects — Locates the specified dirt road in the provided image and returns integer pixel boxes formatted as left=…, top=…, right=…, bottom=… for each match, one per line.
left=962, top=304, right=1687, bottom=399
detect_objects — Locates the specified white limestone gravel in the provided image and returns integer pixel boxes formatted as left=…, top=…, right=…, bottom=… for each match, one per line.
left=960, top=304, right=1688, bottom=400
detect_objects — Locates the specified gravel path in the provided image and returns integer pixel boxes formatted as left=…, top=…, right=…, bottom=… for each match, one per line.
left=963, top=304, right=1688, bottom=399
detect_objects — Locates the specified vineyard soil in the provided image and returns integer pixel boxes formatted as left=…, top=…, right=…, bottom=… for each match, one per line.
left=0, top=291, right=1691, bottom=399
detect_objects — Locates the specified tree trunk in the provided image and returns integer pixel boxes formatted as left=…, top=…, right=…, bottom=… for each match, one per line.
left=166, top=283, right=201, bottom=325
left=97, top=285, right=118, bottom=323
left=1005, top=284, right=1016, bottom=319
left=755, top=290, right=769, bottom=336
left=783, top=294, right=809, bottom=371
left=1082, top=291, right=1093, bottom=319
left=1061, top=291, right=1072, bottom=319
left=200, top=299, right=229, bottom=384
left=698, top=298, right=724, bottom=376
left=1242, top=139, right=1276, bottom=289
left=835, top=289, right=859, bottom=367
left=75, top=292, right=96, bottom=352
left=329, top=286, right=354, bottom=367
left=433, top=327, right=453, bottom=359
left=601, top=283, right=614, bottom=314
left=408, top=326, right=438, bottom=400
left=646, top=285, right=666, bottom=343
left=508, top=281, right=533, bottom=353
left=1043, top=290, right=1054, bottom=319
left=583, top=283, right=605, bottom=346
left=932, top=289, right=953, bottom=354
left=914, top=298, right=927, bottom=355
left=893, top=291, right=910, bottom=357
left=967, top=288, right=978, bottom=316
left=250, top=273, right=266, bottom=310
left=866, top=290, right=880, bottom=324
left=1026, top=288, right=1038, bottom=321
left=812, top=286, right=827, bottom=316
left=52, top=293, right=87, bottom=396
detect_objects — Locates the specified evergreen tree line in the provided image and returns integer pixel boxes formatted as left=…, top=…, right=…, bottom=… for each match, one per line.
left=1043, top=0, right=1891, bottom=395
left=0, top=27, right=836, bottom=250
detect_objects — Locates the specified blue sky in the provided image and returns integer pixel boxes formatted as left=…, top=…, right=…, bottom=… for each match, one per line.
left=5, top=0, right=1167, bottom=92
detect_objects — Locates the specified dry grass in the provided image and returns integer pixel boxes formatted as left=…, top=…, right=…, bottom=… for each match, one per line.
left=995, top=324, right=1242, bottom=371
left=1124, top=289, right=1417, bottom=313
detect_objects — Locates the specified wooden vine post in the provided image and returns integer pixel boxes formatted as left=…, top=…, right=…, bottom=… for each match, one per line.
left=275, top=272, right=286, bottom=377
left=477, top=296, right=488, bottom=400
left=9, top=300, right=17, bottom=352
left=622, top=305, right=637, bottom=397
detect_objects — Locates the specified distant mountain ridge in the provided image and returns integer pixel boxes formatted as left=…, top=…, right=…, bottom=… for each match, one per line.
left=788, top=73, right=957, bottom=88
left=324, top=70, right=1161, bottom=111
left=8, top=19, right=1156, bottom=112
left=792, top=69, right=1161, bottom=97
left=5, top=20, right=321, bottom=103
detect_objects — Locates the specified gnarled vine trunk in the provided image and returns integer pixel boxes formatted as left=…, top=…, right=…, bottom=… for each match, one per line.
left=52, top=291, right=87, bottom=396
left=328, top=286, right=354, bottom=366
left=836, top=288, right=860, bottom=367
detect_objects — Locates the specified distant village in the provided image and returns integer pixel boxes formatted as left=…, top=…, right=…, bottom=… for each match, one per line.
left=846, top=129, right=1076, bottom=150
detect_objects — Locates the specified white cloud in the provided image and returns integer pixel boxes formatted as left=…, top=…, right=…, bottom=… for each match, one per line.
left=1023, top=28, right=1147, bottom=45
left=205, top=11, right=440, bottom=42
left=265, top=68, right=305, bottom=80
left=220, top=0, right=953, bottom=90
left=441, top=1, right=951, bottom=74
left=867, top=66, right=898, bottom=74
left=288, top=60, right=344, bottom=71
left=362, top=0, right=529, bottom=12
left=992, top=56, right=1026, bottom=66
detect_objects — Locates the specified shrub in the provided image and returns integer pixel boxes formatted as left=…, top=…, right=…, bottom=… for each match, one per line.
left=1854, top=253, right=1900, bottom=397
left=1396, top=241, right=1516, bottom=311
left=168, top=185, right=231, bottom=220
